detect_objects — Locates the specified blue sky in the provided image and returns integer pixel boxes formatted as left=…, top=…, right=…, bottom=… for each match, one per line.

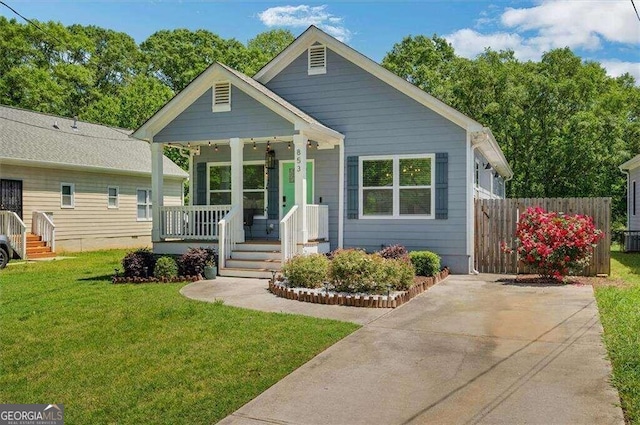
left=2, top=1, right=639, bottom=80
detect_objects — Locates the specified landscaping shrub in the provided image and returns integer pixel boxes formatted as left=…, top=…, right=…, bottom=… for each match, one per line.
left=281, top=254, right=329, bottom=288
left=381, top=258, right=415, bottom=290
left=503, top=207, right=603, bottom=280
left=122, top=248, right=156, bottom=278
left=154, top=256, right=178, bottom=279
left=179, top=247, right=216, bottom=277
left=329, top=249, right=386, bottom=293
left=378, top=244, right=409, bottom=261
left=409, top=251, right=441, bottom=277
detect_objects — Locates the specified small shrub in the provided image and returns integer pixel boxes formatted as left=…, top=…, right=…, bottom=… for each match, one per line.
left=154, top=256, right=178, bottom=279
left=382, top=258, right=415, bottom=290
left=179, top=247, right=216, bottom=276
left=281, top=254, right=329, bottom=288
left=409, top=251, right=441, bottom=277
left=378, top=244, right=409, bottom=261
left=122, top=248, right=156, bottom=278
left=329, top=249, right=385, bottom=293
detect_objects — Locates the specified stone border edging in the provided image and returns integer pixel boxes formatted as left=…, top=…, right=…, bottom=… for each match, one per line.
left=269, top=268, right=450, bottom=308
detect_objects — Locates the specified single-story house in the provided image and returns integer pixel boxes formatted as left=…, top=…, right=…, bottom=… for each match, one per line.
left=132, top=25, right=513, bottom=277
left=0, top=105, right=187, bottom=259
left=620, top=155, right=640, bottom=250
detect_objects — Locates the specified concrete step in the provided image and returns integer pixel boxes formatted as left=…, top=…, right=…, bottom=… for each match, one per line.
left=219, top=267, right=274, bottom=279
left=225, top=258, right=281, bottom=270
left=231, top=250, right=282, bottom=261
left=234, top=242, right=281, bottom=252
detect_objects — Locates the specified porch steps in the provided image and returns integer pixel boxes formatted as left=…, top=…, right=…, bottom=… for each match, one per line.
left=219, top=241, right=281, bottom=279
left=26, top=233, right=56, bottom=259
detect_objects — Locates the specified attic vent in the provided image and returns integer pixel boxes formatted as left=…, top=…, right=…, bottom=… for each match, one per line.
left=212, top=81, right=231, bottom=112
left=308, top=45, right=326, bottom=75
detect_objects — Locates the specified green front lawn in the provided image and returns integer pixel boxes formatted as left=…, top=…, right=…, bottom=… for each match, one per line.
left=0, top=250, right=358, bottom=424
left=595, top=251, right=640, bottom=423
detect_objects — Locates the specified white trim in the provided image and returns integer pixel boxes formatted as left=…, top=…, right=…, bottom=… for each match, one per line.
left=206, top=160, right=268, bottom=219
left=338, top=141, right=344, bottom=248
left=60, top=182, right=75, bottom=209
left=357, top=154, right=435, bottom=220
left=278, top=159, right=315, bottom=220
left=475, top=159, right=480, bottom=187
left=308, top=44, right=327, bottom=75
left=107, top=185, right=119, bottom=209
left=136, top=188, right=152, bottom=221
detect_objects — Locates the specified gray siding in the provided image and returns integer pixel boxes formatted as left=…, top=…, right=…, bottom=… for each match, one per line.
left=629, top=167, right=640, bottom=230
left=267, top=49, right=470, bottom=272
left=194, top=143, right=340, bottom=247
left=155, top=85, right=294, bottom=142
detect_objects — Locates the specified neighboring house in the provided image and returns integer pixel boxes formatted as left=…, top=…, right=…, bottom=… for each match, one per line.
left=0, top=105, right=187, bottom=259
left=132, top=25, right=512, bottom=277
left=620, top=155, right=640, bottom=250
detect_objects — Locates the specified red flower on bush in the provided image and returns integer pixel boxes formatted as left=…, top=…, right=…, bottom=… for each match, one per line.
left=502, top=207, right=603, bottom=281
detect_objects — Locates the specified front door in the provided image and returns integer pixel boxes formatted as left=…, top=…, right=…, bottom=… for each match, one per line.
left=281, top=161, right=313, bottom=218
left=0, top=179, right=23, bottom=219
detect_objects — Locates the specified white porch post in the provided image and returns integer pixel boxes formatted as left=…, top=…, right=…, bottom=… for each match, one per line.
left=188, top=148, right=194, bottom=206
left=151, top=141, right=164, bottom=242
left=293, top=133, right=308, bottom=244
left=230, top=137, right=245, bottom=242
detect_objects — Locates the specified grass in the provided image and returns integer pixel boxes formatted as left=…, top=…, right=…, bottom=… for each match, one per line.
left=0, top=250, right=358, bottom=424
left=594, top=250, right=640, bottom=424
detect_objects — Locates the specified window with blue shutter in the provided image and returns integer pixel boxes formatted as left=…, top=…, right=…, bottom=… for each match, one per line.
left=347, top=156, right=359, bottom=219
left=196, top=162, right=207, bottom=205
left=435, top=152, right=448, bottom=219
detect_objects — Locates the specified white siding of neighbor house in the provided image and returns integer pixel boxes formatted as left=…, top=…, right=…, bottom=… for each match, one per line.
left=628, top=166, right=640, bottom=230
left=265, top=48, right=470, bottom=272
left=1, top=163, right=183, bottom=252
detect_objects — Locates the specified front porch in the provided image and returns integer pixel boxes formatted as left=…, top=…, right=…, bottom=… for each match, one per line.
left=150, top=133, right=340, bottom=278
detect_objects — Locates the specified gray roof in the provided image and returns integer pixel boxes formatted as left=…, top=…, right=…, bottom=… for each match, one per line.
left=0, top=105, right=187, bottom=178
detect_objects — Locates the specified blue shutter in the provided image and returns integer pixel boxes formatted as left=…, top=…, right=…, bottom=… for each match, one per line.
left=196, top=162, right=207, bottom=206
left=347, top=156, right=359, bottom=219
left=267, top=166, right=279, bottom=219
left=435, top=153, right=448, bottom=219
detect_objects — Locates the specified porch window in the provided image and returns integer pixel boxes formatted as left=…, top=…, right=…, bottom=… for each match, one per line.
left=137, top=189, right=152, bottom=221
left=60, top=183, right=74, bottom=208
left=360, top=155, right=434, bottom=219
left=208, top=162, right=267, bottom=215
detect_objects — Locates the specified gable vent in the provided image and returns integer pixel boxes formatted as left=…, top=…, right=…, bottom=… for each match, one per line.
left=308, top=45, right=326, bottom=75
left=212, top=81, right=231, bottom=112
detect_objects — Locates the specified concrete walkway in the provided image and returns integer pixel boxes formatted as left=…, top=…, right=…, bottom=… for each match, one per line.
left=201, top=274, right=624, bottom=425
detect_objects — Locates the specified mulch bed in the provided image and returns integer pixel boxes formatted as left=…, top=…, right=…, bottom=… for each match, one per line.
left=499, top=274, right=626, bottom=289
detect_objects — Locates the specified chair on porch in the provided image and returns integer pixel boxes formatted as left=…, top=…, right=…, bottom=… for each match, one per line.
left=243, top=208, right=257, bottom=239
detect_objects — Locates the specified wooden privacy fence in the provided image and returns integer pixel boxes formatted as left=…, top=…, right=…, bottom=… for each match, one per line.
left=474, top=197, right=611, bottom=276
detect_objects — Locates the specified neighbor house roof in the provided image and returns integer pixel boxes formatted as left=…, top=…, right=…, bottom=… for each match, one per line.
left=0, top=105, right=187, bottom=178
left=132, top=62, right=344, bottom=144
left=620, top=155, right=640, bottom=171
left=254, top=25, right=513, bottom=178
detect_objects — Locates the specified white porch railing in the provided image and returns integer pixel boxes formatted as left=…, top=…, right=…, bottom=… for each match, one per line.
left=280, top=205, right=299, bottom=262
left=32, top=211, right=55, bottom=252
left=160, top=205, right=231, bottom=240
left=218, top=206, right=241, bottom=269
left=0, top=211, right=27, bottom=260
left=306, top=204, right=329, bottom=241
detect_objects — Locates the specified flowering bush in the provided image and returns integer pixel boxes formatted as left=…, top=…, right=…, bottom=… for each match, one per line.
left=503, top=207, right=603, bottom=280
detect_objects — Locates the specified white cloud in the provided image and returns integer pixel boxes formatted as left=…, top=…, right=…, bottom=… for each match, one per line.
left=258, top=5, right=352, bottom=42
left=445, top=0, right=639, bottom=80
left=600, top=60, right=640, bottom=81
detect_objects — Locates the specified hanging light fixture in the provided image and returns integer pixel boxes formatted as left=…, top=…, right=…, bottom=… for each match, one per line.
left=208, top=140, right=211, bottom=147
left=287, top=142, right=291, bottom=150
left=214, top=144, right=219, bottom=152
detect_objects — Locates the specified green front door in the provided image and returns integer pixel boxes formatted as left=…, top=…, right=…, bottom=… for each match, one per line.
left=281, top=161, right=313, bottom=217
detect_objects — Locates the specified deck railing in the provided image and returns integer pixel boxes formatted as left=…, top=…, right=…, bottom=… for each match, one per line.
left=160, top=205, right=231, bottom=240
left=0, top=210, right=26, bottom=259
left=280, top=205, right=299, bottom=262
left=32, top=211, right=55, bottom=252
left=306, top=204, right=328, bottom=241
left=218, top=206, right=241, bottom=269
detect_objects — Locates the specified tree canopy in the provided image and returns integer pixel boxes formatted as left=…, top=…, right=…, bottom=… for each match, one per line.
left=1, top=18, right=638, bottom=225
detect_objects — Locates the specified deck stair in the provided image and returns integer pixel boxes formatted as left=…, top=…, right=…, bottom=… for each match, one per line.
left=220, top=241, right=281, bottom=279
left=26, top=233, right=56, bottom=259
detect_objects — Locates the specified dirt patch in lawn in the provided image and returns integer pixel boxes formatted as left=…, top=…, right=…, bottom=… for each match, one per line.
left=498, top=274, right=629, bottom=289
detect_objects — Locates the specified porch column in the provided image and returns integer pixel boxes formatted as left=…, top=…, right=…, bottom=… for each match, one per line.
left=230, top=137, right=245, bottom=242
left=151, top=141, right=164, bottom=242
left=293, top=133, right=308, bottom=244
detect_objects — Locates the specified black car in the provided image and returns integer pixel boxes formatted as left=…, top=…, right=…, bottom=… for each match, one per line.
left=0, top=235, right=13, bottom=269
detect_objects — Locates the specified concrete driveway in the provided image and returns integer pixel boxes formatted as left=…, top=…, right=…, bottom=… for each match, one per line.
left=217, top=274, right=623, bottom=425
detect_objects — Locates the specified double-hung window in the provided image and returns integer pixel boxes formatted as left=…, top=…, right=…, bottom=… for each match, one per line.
left=360, top=155, right=434, bottom=219
left=137, top=189, right=152, bottom=221
left=61, top=183, right=74, bottom=208
left=108, top=186, right=119, bottom=208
